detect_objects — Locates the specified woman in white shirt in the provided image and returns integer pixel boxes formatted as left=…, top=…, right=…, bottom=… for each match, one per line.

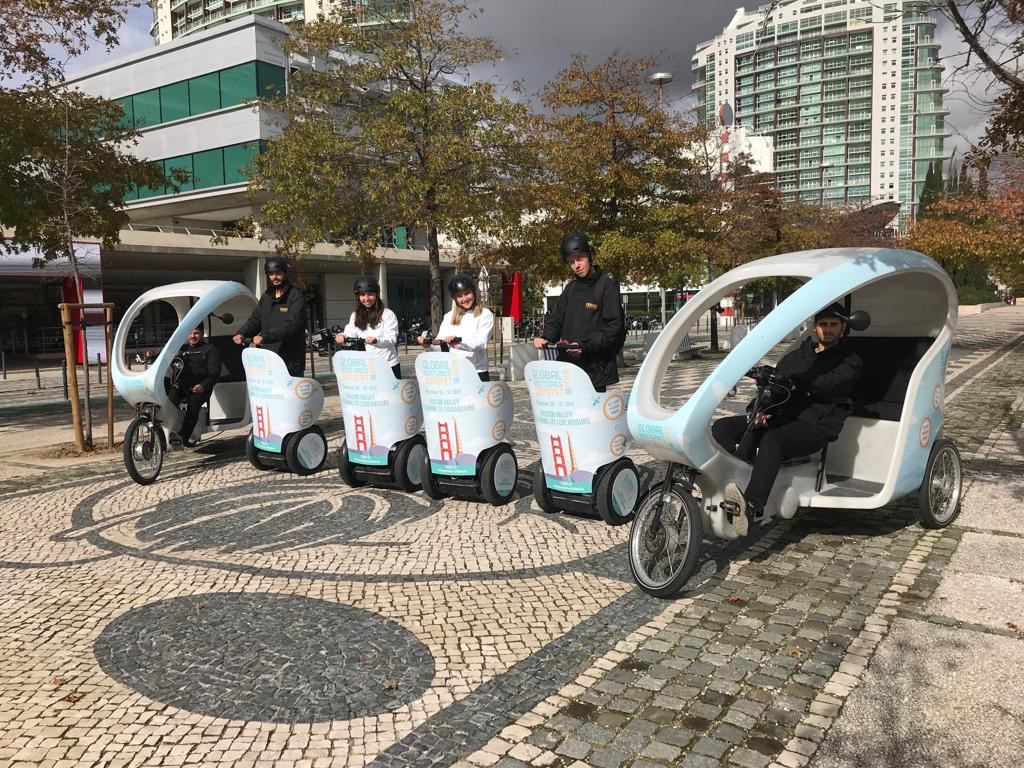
left=419, top=274, right=494, bottom=381
left=335, top=275, right=402, bottom=378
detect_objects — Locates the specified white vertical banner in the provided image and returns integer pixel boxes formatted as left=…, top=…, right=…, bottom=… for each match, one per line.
left=83, top=288, right=107, bottom=364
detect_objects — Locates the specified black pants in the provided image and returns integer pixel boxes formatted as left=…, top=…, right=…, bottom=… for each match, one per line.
left=477, top=371, right=490, bottom=382
left=170, top=384, right=209, bottom=443
left=392, top=364, right=402, bottom=379
left=712, top=414, right=828, bottom=507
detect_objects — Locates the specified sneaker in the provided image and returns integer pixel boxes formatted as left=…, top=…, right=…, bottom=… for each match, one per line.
left=724, top=482, right=748, bottom=536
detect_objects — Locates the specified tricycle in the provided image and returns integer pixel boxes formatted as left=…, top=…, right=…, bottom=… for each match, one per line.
left=627, top=248, right=963, bottom=597
left=111, top=281, right=256, bottom=484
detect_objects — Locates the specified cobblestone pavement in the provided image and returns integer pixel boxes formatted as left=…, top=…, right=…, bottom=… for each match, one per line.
left=1, top=308, right=1022, bottom=768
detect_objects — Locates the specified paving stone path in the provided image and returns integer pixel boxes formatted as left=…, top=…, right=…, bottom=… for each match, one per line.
left=0, top=308, right=1021, bottom=768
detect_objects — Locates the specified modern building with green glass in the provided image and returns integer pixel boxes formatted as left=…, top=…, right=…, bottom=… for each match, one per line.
left=691, top=0, right=948, bottom=225
left=46, top=13, right=451, bottom=338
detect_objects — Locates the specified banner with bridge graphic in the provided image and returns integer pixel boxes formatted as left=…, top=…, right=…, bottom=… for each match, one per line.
left=243, top=348, right=324, bottom=453
left=525, top=361, right=631, bottom=493
left=332, top=350, right=422, bottom=465
left=416, top=352, right=513, bottom=476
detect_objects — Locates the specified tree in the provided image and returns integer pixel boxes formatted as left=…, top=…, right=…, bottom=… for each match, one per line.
left=504, top=53, right=709, bottom=288
left=917, top=161, right=945, bottom=220
left=251, top=0, right=532, bottom=332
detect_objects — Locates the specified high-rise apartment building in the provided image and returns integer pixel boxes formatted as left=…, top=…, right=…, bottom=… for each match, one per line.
left=148, top=0, right=407, bottom=45
left=692, top=0, right=948, bottom=223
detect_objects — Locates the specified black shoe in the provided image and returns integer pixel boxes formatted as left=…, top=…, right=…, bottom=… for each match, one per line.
left=183, top=436, right=199, bottom=448
left=724, top=483, right=748, bottom=536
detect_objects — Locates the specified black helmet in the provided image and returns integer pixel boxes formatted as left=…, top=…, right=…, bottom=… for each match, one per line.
left=447, top=274, right=476, bottom=298
left=560, top=232, right=593, bottom=262
left=265, top=256, right=289, bottom=274
left=814, top=303, right=849, bottom=322
left=353, top=275, right=381, bottom=295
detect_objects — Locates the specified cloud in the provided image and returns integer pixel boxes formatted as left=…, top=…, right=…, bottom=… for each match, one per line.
left=66, top=5, right=154, bottom=77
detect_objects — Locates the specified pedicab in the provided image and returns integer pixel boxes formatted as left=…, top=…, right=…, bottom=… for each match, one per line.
left=525, top=350, right=642, bottom=525
left=112, top=281, right=256, bottom=485
left=627, top=247, right=963, bottom=597
left=415, top=350, right=518, bottom=505
left=332, top=338, right=427, bottom=491
left=242, top=344, right=328, bottom=476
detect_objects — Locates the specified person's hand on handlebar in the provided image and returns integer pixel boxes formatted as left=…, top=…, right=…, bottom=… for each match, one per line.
left=558, top=339, right=582, bottom=357
left=334, top=332, right=346, bottom=344
left=443, top=335, right=458, bottom=345
left=191, top=384, right=205, bottom=394
left=417, top=334, right=427, bottom=346
left=753, top=412, right=772, bottom=428
left=365, top=336, right=377, bottom=345
left=533, top=337, right=548, bottom=349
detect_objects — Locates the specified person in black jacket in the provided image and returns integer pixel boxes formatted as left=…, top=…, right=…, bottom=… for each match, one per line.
left=712, top=303, right=863, bottom=535
left=533, top=233, right=626, bottom=392
left=170, top=325, right=222, bottom=447
left=233, top=256, right=308, bottom=376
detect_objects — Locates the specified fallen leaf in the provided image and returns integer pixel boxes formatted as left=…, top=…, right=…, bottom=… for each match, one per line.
left=382, top=680, right=397, bottom=691
left=1008, top=622, right=1018, bottom=630
left=789, top=648, right=805, bottom=659
left=62, top=692, right=83, bottom=703
left=51, top=678, right=66, bottom=687
left=727, top=594, right=746, bottom=603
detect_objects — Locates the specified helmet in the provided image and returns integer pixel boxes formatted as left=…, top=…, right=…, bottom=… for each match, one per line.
left=560, top=232, right=593, bottom=262
left=814, top=303, right=849, bottom=322
left=264, top=256, right=289, bottom=274
left=353, top=275, right=381, bottom=295
left=447, top=274, right=476, bottom=298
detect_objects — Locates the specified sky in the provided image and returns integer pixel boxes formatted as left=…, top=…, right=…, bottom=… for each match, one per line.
left=70, top=1, right=989, bottom=160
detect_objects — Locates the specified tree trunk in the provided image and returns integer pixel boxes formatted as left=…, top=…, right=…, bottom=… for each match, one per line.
left=427, top=222, right=443, bottom=335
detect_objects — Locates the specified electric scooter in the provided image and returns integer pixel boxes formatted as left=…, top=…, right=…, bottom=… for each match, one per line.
left=525, top=347, right=642, bottom=525
left=415, top=345, right=518, bottom=505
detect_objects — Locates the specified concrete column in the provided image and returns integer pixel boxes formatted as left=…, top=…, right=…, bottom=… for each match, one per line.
left=245, top=257, right=266, bottom=296
left=377, top=261, right=388, bottom=305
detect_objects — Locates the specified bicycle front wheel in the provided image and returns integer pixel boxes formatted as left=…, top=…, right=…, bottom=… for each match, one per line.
left=628, top=483, right=703, bottom=598
left=123, top=415, right=165, bottom=485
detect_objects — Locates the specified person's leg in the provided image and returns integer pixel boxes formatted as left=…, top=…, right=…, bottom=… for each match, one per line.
left=477, top=371, right=490, bottom=381
left=744, top=421, right=828, bottom=508
left=712, top=415, right=761, bottom=461
left=286, top=357, right=306, bottom=377
left=179, top=390, right=207, bottom=446
left=392, top=363, right=402, bottom=379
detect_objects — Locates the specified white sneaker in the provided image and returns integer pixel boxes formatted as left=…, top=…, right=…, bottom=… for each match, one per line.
left=725, top=482, right=748, bottom=536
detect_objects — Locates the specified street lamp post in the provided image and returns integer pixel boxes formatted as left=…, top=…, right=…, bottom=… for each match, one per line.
left=647, top=72, right=672, bottom=327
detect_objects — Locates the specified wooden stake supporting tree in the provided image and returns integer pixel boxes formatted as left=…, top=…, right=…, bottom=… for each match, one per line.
left=59, top=301, right=115, bottom=452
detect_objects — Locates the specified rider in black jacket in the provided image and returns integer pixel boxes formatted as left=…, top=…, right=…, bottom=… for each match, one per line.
left=712, top=303, right=863, bottom=535
left=233, top=256, right=308, bottom=376
left=534, top=233, right=627, bottom=392
left=171, top=325, right=222, bottom=447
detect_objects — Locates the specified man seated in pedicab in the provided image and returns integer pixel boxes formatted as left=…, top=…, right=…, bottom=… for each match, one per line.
left=335, top=276, right=402, bottom=378
left=418, top=274, right=495, bottom=381
left=232, top=256, right=308, bottom=376
left=711, top=303, right=864, bottom=536
left=532, top=232, right=627, bottom=393
left=170, top=325, right=222, bottom=448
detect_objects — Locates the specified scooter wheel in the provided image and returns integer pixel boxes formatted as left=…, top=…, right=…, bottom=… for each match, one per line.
left=245, top=431, right=272, bottom=471
left=594, top=458, right=640, bottom=526
left=123, top=416, right=164, bottom=485
left=628, top=482, right=703, bottom=598
left=419, top=449, right=445, bottom=500
left=285, top=426, right=327, bottom=476
left=532, top=460, right=558, bottom=513
left=917, top=438, right=963, bottom=528
left=337, top=439, right=365, bottom=487
left=481, top=443, right=518, bottom=506
left=393, top=435, right=427, bottom=492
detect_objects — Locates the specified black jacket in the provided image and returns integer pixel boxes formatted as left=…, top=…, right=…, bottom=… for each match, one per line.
left=238, top=282, right=308, bottom=373
left=542, top=264, right=626, bottom=389
left=773, top=337, right=863, bottom=439
left=176, top=339, right=221, bottom=393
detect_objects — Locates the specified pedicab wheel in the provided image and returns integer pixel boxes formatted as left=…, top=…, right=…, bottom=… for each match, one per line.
left=337, top=439, right=365, bottom=488
left=917, top=438, right=963, bottom=529
left=532, top=460, right=558, bottom=514
left=123, top=416, right=165, bottom=486
left=245, top=431, right=272, bottom=471
left=419, top=450, right=445, bottom=500
left=285, top=426, right=328, bottom=476
left=595, top=458, right=640, bottom=526
left=481, top=443, right=518, bottom=506
left=628, top=483, right=703, bottom=598
left=393, top=435, right=427, bottom=492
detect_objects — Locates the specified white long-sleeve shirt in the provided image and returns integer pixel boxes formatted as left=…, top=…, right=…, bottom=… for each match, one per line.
left=343, top=307, right=400, bottom=367
left=437, top=307, right=493, bottom=373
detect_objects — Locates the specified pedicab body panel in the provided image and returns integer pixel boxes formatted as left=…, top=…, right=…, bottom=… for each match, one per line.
left=417, top=352, right=513, bottom=477
left=628, top=248, right=958, bottom=540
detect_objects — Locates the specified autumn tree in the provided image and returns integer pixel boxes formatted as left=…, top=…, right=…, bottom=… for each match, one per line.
left=504, top=53, right=709, bottom=288
left=1, top=0, right=168, bottom=281
left=251, top=0, right=532, bottom=332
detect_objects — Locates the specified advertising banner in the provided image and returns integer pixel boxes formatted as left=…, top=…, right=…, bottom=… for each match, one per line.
left=333, top=350, right=422, bottom=466
left=526, top=361, right=631, bottom=493
left=243, top=348, right=324, bottom=453
left=416, top=352, right=513, bottom=476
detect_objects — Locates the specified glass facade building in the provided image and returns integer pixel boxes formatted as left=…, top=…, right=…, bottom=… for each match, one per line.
left=692, top=0, right=948, bottom=224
